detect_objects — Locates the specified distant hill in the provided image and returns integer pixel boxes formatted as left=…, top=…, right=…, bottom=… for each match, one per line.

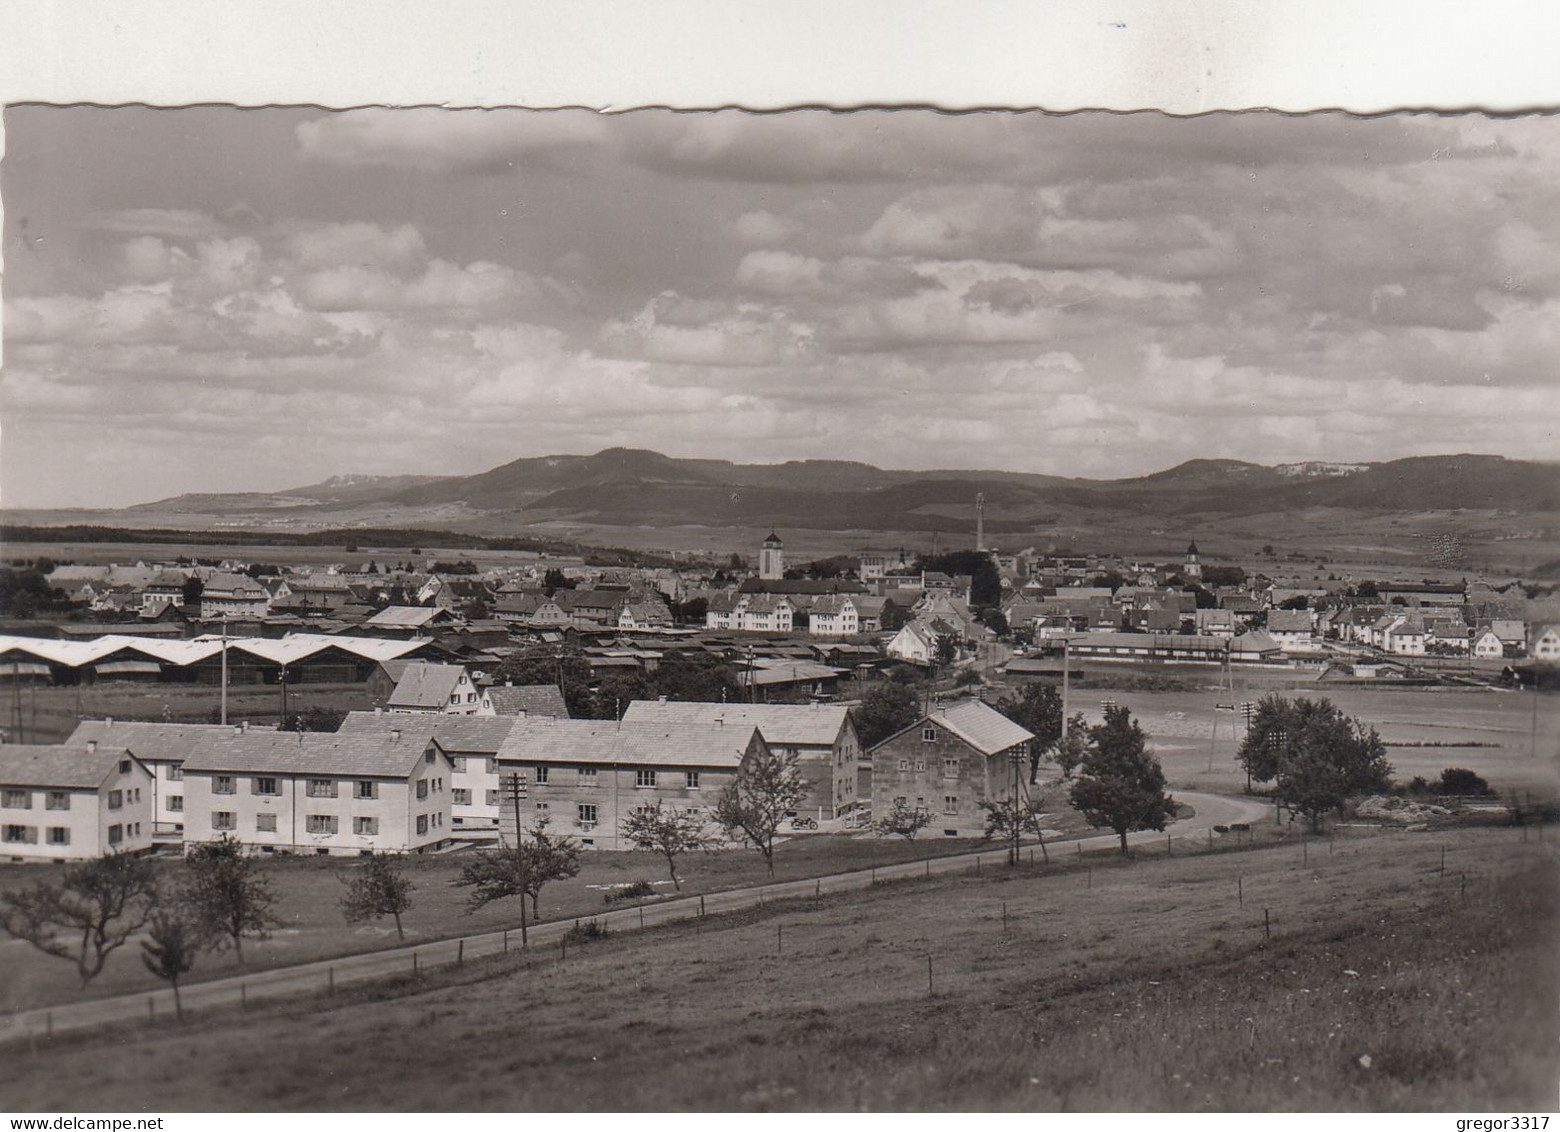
left=117, top=449, right=1560, bottom=535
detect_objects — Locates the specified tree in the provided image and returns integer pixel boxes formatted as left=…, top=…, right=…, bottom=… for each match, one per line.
left=0, top=567, right=77, bottom=618
left=917, top=551, right=1001, bottom=606
left=184, top=835, right=279, bottom=964
left=1068, top=705, right=1176, bottom=855
left=0, top=853, right=160, bottom=985
left=340, top=853, right=414, bottom=939
left=1052, top=713, right=1089, bottom=779
left=874, top=798, right=932, bottom=842
left=879, top=599, right=909, bottom=632
left=279, top=706, right=345, bottom=732
left=977, top=794, right=1049, bottom=864
left=141, top=908, right=201, bottom=1019
left=1242, top=696, right=1392, bottom=832
left=620, top=801, right=718, bottom=890
left=712, top=746, right=810, bottom=875
left=978, top=607, right=1009, bottom=636
left=994, top=683, right=1063, bottom=783
left=542, top=568, right=576, bottom=595
left=852, top=683, right=921, bottom=750
left=457, top=821, right=582, bottom=919
left=933, top=634, right=959, bottom=667
left=180, top=576, right=205, bottom=607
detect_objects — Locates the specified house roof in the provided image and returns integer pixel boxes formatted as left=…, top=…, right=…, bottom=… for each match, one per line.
left=1266, top=610, right=1315, bottom=633
left=388, top=662, right=467, bottom=709
left=0, top=744, right=137, bottom=790
left=621, top=700, right=850, bottom=746
left=66, top=719, right=271, bottom=766
left=483, top=684, right=570, bottom=718
left=337, top=710, right=517, bottom=754
left=182, top=726, right=444, bottom=778
left=496, top=717, right=764, bottom=768
left=364, top=606, right=449, bottom=628
left=924, top=699, right=1034, bottom=756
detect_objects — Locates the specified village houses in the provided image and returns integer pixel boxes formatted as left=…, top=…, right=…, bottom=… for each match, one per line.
left=0, top=742, right=154, bottom=862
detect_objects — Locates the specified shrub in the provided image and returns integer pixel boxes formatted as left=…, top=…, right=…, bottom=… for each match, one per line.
left=1438, top=768, right=1493, bottom=797
left=605, top=880, right=656, bottom=904
left=566, top=919, right=610, bottom=941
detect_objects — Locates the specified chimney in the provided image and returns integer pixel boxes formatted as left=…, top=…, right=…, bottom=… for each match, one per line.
left=241, top=720, right=249, bottom=732
left=86, top=740, right=97, bottom=755
left=658, top=694, right=668, bottom=704
left=374, top=706, right=382, bottom=716
left=105, top=716, right=114, bottom=726
left=506, top=680, right=513, bottom=687
left=517, top=709, right=527, bottom=719
left=391, top=728, right=402, bottom=743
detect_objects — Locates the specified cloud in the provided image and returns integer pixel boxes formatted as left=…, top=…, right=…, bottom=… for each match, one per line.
left=296, top=259, right=542, bottom=313
left=295, top=109, right=612, bottom=174
left=600, top=293, right=818, bottom=367
left=85, top=208, right=226, bottom=239
left=279, top=221, right=428, bottom=270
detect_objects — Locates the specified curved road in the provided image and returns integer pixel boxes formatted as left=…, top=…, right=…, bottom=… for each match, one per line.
left=0, top=790, right=1270, bottom=1044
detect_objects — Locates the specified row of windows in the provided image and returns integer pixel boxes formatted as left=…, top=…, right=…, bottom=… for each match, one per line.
left=4, top=823, right=146, bottom=846
left=415, top=812, right=445, bottom=836
left=524, top=767, right=699, bottom=790
left=448, top=691, right=478, bottom=704
left=3, top=789, right=75, bottom=811
left=893, top=795, right=960, bottom=815
left=895, top=757, right=964, bottom=776
left=209, top=812, right=387, bottom=835
left=106, top=788, right=143, bottom=810
left=212, top=776, right=383, bottom=799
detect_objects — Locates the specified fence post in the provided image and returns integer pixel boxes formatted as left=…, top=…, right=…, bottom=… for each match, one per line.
left=640, top=905, right=646, bottom=930
left=700, top=895, right=706, bottom=917
left=926, top=954, right=934, bottom=997
left=777, top=923, right=783, bottom=956
left=413, top=950, right=419, bottom=975
left=329, top=966, right=335, bottom=994
left=561, top=937, right=567, bottom=963
left=1167, top=831, right=1172, bottom=856
left=1238, top=875, right=1243, bottom=907
left=1208, top=828, right=1213, bottom=850
left=458, top=939, right=464, bottom=966
left=1263, top=908, right=1271, bottom=942
left=925, top=859, right=930, bottom=878
left=503, top=929, right=509, bottom=953
left=1439, top=846, right=1446, bottom=877
left=1460, top=873, right=1467, bottom=901
left=871, top=866, right=877, bottom=885
left=816, top=878, right=821, bottom=898
left=976, top=856, right=981, bottom=876
left=1077, top=840, right=1082, bottom=857
left=1002, top=901, right=1008, bottom=933
left=148, top=996, right=155, bottom=1020
left=241, top=982, right=247, bottom=1010
left=1302, top=840, right=1308, bottom=866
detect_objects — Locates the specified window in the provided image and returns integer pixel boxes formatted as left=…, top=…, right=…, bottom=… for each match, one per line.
left=943, top=757, right=960, bottom=778
left=45, top=791, right=69, bottom=811
left=635, top=769, right=657, bottom=788
left=535, top=801, right=549, bottom=815
left=107, top=790, right=123, bottom=811
left=415, top=814, right=428, bottom=836
left=47, top=827, right=69, bottom=846
left=168, top=766, right=183, bottom=782
left=306, top=814, right=339, bottom=835
left=355, top=816, right=378, bottom=836
left=577, top=803, right=598, bottom=826
left=943, top=795, right=959, bottom=815
left=486, top=757, right=498, bottom=774
left=922, top=727, right=937, bottom=743
left=119, top=760, right=131, bottom=774
left=894, top=796, right=907, bottom=807
left=2, top=789, right=30, bottom=809
left=307, top=778, right=336, bottom=798
left=166, top=795, right=183, bottom=812
left=914, top=760, right=926, bottom=772
left=107, top=824, right=124, bottom=845
left=253, top=777, right=280, bottom=796
left=685, top=771, right=700, bottom=790
left=416, top=780, right=429, bottom=800
left=897, top=759, right=908, bottom=771
left=534, top=766, right=550, bottom=785
left=2, top=825, right=34, bottom=843
left=449, top=692, right=460, bottom=704
left=579, top=767, right=597, bottom=785
left=213, top=775, right=236, bottom=795
left=354, top=780, right=377, bottom=800
left=485, top=789, right=501, bottom=807
left=452, top=756, right=467, bottom=774
left=212, top=811, right=236, bottom=830
left=467, top=692, right=477, bottom=703
left=255, top=813, right=277, bottom=833
left=425, top=749, right=436, bottom=764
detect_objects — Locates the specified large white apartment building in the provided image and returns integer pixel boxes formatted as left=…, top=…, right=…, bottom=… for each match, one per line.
left=0, top=742, right=154, bottom=861
left=337, top=710, right=515, bottom=831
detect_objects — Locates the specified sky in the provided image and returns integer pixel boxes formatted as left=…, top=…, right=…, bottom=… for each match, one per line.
left=2, top=106, right=1558, bottom=508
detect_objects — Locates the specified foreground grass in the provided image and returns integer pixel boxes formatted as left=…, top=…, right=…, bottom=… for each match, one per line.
left=3, top=827, right=1553, bottom=1111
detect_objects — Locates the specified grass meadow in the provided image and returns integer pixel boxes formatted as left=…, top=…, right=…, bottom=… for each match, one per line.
left=1, top=825, right=1553, bottom=1111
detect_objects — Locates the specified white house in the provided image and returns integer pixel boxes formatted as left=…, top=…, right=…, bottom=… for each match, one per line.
left=1382, top=616, right=1427, bottom=656
left=887, top=621, right=941, bottom=666
left=200, top=573, right=272, bottom=619
left=807, top=595, right=860, bottom=638
left=1265, top=609, right=1316, bottom=651
left=0, top=742, right=154, bottom=861
left=1532, top=624, right=1560, bottom=661
left=1471, top=627, right=1506, bottom=659
left=180, top=725, right=455, bottom=855
left=388, top=662, right=482, bottom=714
left=705, top=593, right=796, bottom=633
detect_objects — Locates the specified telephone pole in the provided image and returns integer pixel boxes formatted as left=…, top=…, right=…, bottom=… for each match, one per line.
left=504, top=771, right=531, bottom=948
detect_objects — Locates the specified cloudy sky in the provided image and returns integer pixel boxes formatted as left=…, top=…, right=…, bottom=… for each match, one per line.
left=3, top=107, right=1557, bottom=507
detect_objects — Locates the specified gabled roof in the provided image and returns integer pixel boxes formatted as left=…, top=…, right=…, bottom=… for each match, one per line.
left=1266, top=609, right=1315, bottom=632
left=66, top=719, right=273, bottom=766
left=337, top=710, right=517, bottom=754
left=484, top=684, right=570, bottom=718
left=923, top=699, right=1034, bottom=756
left=388, top=662, right=466, bottom=709
left=0, top=744, right=137, bottom=790
left=497, top=717, right=764, bottom=768
left=364, top=605, right=452, bottom=628
left=182, top=725, right=445, bottom=777
left=621, top=700, right=850, bottom=746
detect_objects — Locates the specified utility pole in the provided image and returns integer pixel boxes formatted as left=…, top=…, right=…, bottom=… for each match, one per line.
left=219, top=615, right=229, bottom=727
left=1060, top=636, right=1071, bottom=745
left=1009, top=748, right=1024, bottom=866
left=504, top=771, right=530, bottom=948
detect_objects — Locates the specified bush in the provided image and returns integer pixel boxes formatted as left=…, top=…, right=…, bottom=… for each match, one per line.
left=1438, top=768, right=1493, bottom=797
left=1404, top=776, right=1432, bottom=797
left=605, top=880, right=656, bottom=904
left=566, top=919, right=610, bottom=941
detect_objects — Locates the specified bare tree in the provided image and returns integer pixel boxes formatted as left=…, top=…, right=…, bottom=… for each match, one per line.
left=874, top=798, right=932, bottom=843
left=0, top=852, right=160, bottom=985
left=977, top=795, right=1050, bottom=864
left=457, top=820, right=581, bottom=919
left=184, top=835, right=279, bottom=964
left=141, top=908, right=200, bottom=1019
left=621, top=801, right=718, bottom=890
left=340, top=853, right=414, bottom=940
left=712, top=746, right=809, bottom=876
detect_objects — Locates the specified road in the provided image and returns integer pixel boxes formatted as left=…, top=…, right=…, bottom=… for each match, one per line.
left=0, top=790, right=1271, bottom=1044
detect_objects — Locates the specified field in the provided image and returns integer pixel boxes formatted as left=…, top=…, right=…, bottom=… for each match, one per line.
left=0, top=828, right=1114, bottom=1014
left=1, top=826, right=1553, bottom=1111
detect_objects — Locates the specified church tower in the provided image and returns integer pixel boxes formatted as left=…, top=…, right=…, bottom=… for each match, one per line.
left=1184, top=541, right=1203, bottom=582
left=759, top=531, right=785, bottom=581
